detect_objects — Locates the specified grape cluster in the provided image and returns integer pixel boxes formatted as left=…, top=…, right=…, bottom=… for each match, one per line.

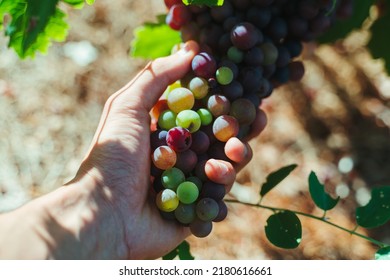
left=151, top=0, right=353, bottom=238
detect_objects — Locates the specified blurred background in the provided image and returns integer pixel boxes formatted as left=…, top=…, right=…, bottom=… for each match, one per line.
left=0, top=0, right=389, bottom=259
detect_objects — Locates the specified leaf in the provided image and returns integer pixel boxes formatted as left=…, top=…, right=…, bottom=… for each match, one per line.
left=182, top=0, right=224, bottom=6
left=2, top=0, right=69, bottom=58
left=178, top=240, right=195, bottom=260
left=367, top=9, right=390, bottom=75
left=265, top=211, right=302, bottom=249
left=130, top=20, right=181, bottom=59
left=375, top=247, right=390, bottom=260
left=317, top=0, right=375, bottom=44
left=162, top=241, right=194, bottom=260
left=61, top=0, right=85, bottom=9
left=260, top=164, right=297, bottom=197
left=308, top=171, right=339, bottom=211
left=356, top=186, right=390, bottom=228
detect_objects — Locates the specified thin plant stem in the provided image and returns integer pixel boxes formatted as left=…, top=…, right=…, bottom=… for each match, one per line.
left=225, top=199, right=387, bottom=248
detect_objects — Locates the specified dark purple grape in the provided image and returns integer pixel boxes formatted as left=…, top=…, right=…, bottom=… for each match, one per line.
left=221, top=80, right=244, bottom=101
left=276, top=46, right=291, bottom=67
left=284, top=40, right=303, bottom=58
left=164, top=0, right=182, bottom=9
left=208, top=141, right=230, bottom=162
left=175, top=149, right=198, bottom=174
left=192, top=52, right=217, bottom=79
left=191, top=130, right=210, bottom=155
left=287, top=16, right=308, bottom=38
left=245, top=47, right=264, bottom=66
left=230, top=22, right=261, bottom=50
left=210, top=1, right=233, bottom=22
left=266, top=17, right=288, bottom=42
left=200, top=181, right=226, bottom=201
left=190, top=219, right=212, bottom=238
left=246, top=7, right=272, bottom=29
left=213, top=200, right=228, bottom=222
left=298, top=0, right=320, bottom=20
left=150, top=129, right=167, bottom=150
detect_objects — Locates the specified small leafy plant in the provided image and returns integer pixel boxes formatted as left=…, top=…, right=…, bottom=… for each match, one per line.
left=165, top=164, right=390, bottom=260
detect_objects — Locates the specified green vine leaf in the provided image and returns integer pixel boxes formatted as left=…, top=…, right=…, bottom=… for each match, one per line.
left=367, top=8, right=390, bottom=75
left=308, top=171, right=339, bottom=211
left=375, top=246, right=390, bottom=260
left=356, top=186, right=390, bottom=228
left=317, top=0, right=375, bottom=44
left=130, top=17, right=181, bottom=59
left=61, top=0, right=85, bottom=9
left=265, top=210, right=302, bottom=249
left=260, top=164, right=297, bottom=198
left=162, top=241, right=194, bottom=260
left=182, top=0, right=224, bottom=6
left=1, top=0, right=69, bottom=58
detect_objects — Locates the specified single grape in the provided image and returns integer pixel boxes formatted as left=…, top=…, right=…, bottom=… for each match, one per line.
left=212, top=115, right=239, bottom=142
left=196, top=197, right=219, bottom=221
left=174, top=203, right=196, bottom=224
left=216, top=66, right=234, bottom=85
left=166, top=127, right=192, bottom=152
left=152, top=145, right=177, bottom=170
left=161, top=167, right=185, bottom=190
left=150, top=129, right=168, bottom=150
left=191, top=52, right=217, bottom=79
left=166, top=4, right=191, bottom=31
left=213, top=200, right=228, bottom=222
left=189, top=219, right=212, bottom=238
left=158, top=110, right=177, bottom=130
left=230, top=22, right=260, bottom=50
left=167, top=87, right=195, bottom=113
left=288, top=61, right=305, bottom=81
left=197, top=108, right=213, bottom=126
left=156, top=189, right=179, bottom=212
left=221, top=80, right=244, bottom=101
left=227, top=46, right=244, bottom=64
left=260, top=42, right=279, bottom=66
left=207, top=94, right=231, bottom=117
left=229, top=98, right=257, bottom=125
left=175, top=149, right=198, bottom=174
left=177, top=181, right=200, bottom=204
left=190, top=130, right=210, bottom=154
left=176, top=109, right=202, bottom=133
left=200, top=181, right=226, bottom=201
left=188, top=77, right=209, bottom=99
left=164, top=0, right=182, bottom=9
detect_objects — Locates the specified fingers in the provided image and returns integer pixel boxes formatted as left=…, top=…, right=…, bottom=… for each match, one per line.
left=205, top=159, right=236, bottom=193
left=116, top=41, right=199, bottom=112
left=224, top=137, right=253, bottom=173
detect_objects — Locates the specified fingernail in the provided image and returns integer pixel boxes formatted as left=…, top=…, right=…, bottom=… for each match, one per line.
left=211, top=159, right=229, bottom=177
left=177, top=41, right=195, bottom=56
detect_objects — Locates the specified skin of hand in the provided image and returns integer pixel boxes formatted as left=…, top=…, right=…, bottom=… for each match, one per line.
left=0, top=41, right=267, bottom=260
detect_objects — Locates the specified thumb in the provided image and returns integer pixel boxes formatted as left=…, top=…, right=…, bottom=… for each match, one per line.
left=117, top=41, right=199, bottom=112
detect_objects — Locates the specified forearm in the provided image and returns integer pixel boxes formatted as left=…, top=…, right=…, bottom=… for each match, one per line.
left=0, top=173, right=128, bottom=259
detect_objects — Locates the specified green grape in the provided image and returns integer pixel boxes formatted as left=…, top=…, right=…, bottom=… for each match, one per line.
left=227, top=46, right=244, bottom=64
left=216, top=66, right=234, bottom=85
left=156, top=189, right=179, bottom=212
left=158, top=110, right=177, bottom=130
left=197, top=108, right=213, bottom=126
left=176, top=109, right=201, bottom=133
left=152, top=145, right=177, bottom=170
left=161, top=167, right=185, bottom=191
left=260, top=42, right=279, bottom=66
left=229, top=98, right=256, bottom=125
left=196, top=198, right=219, bottom=222
left=167, top=87, right=195, bottom=113
left=176, top=181, right=199, bottom=204
left=174, top=203, right=196, bottom=224
left=188, top=77, right=209, bottom=99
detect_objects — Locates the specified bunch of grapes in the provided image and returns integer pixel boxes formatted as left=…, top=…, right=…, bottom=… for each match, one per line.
left=150, top=0, right=353, bottom=238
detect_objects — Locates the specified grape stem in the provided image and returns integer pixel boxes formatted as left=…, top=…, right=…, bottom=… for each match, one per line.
left=224, top=198, right=388, bottom=248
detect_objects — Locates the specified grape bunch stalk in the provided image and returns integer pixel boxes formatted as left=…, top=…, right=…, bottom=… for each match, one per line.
left=150, top=0, right=353, bottom=238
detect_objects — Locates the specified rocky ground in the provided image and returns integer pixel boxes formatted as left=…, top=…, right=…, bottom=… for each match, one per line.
left=0, top=0, right=389, bottom=259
